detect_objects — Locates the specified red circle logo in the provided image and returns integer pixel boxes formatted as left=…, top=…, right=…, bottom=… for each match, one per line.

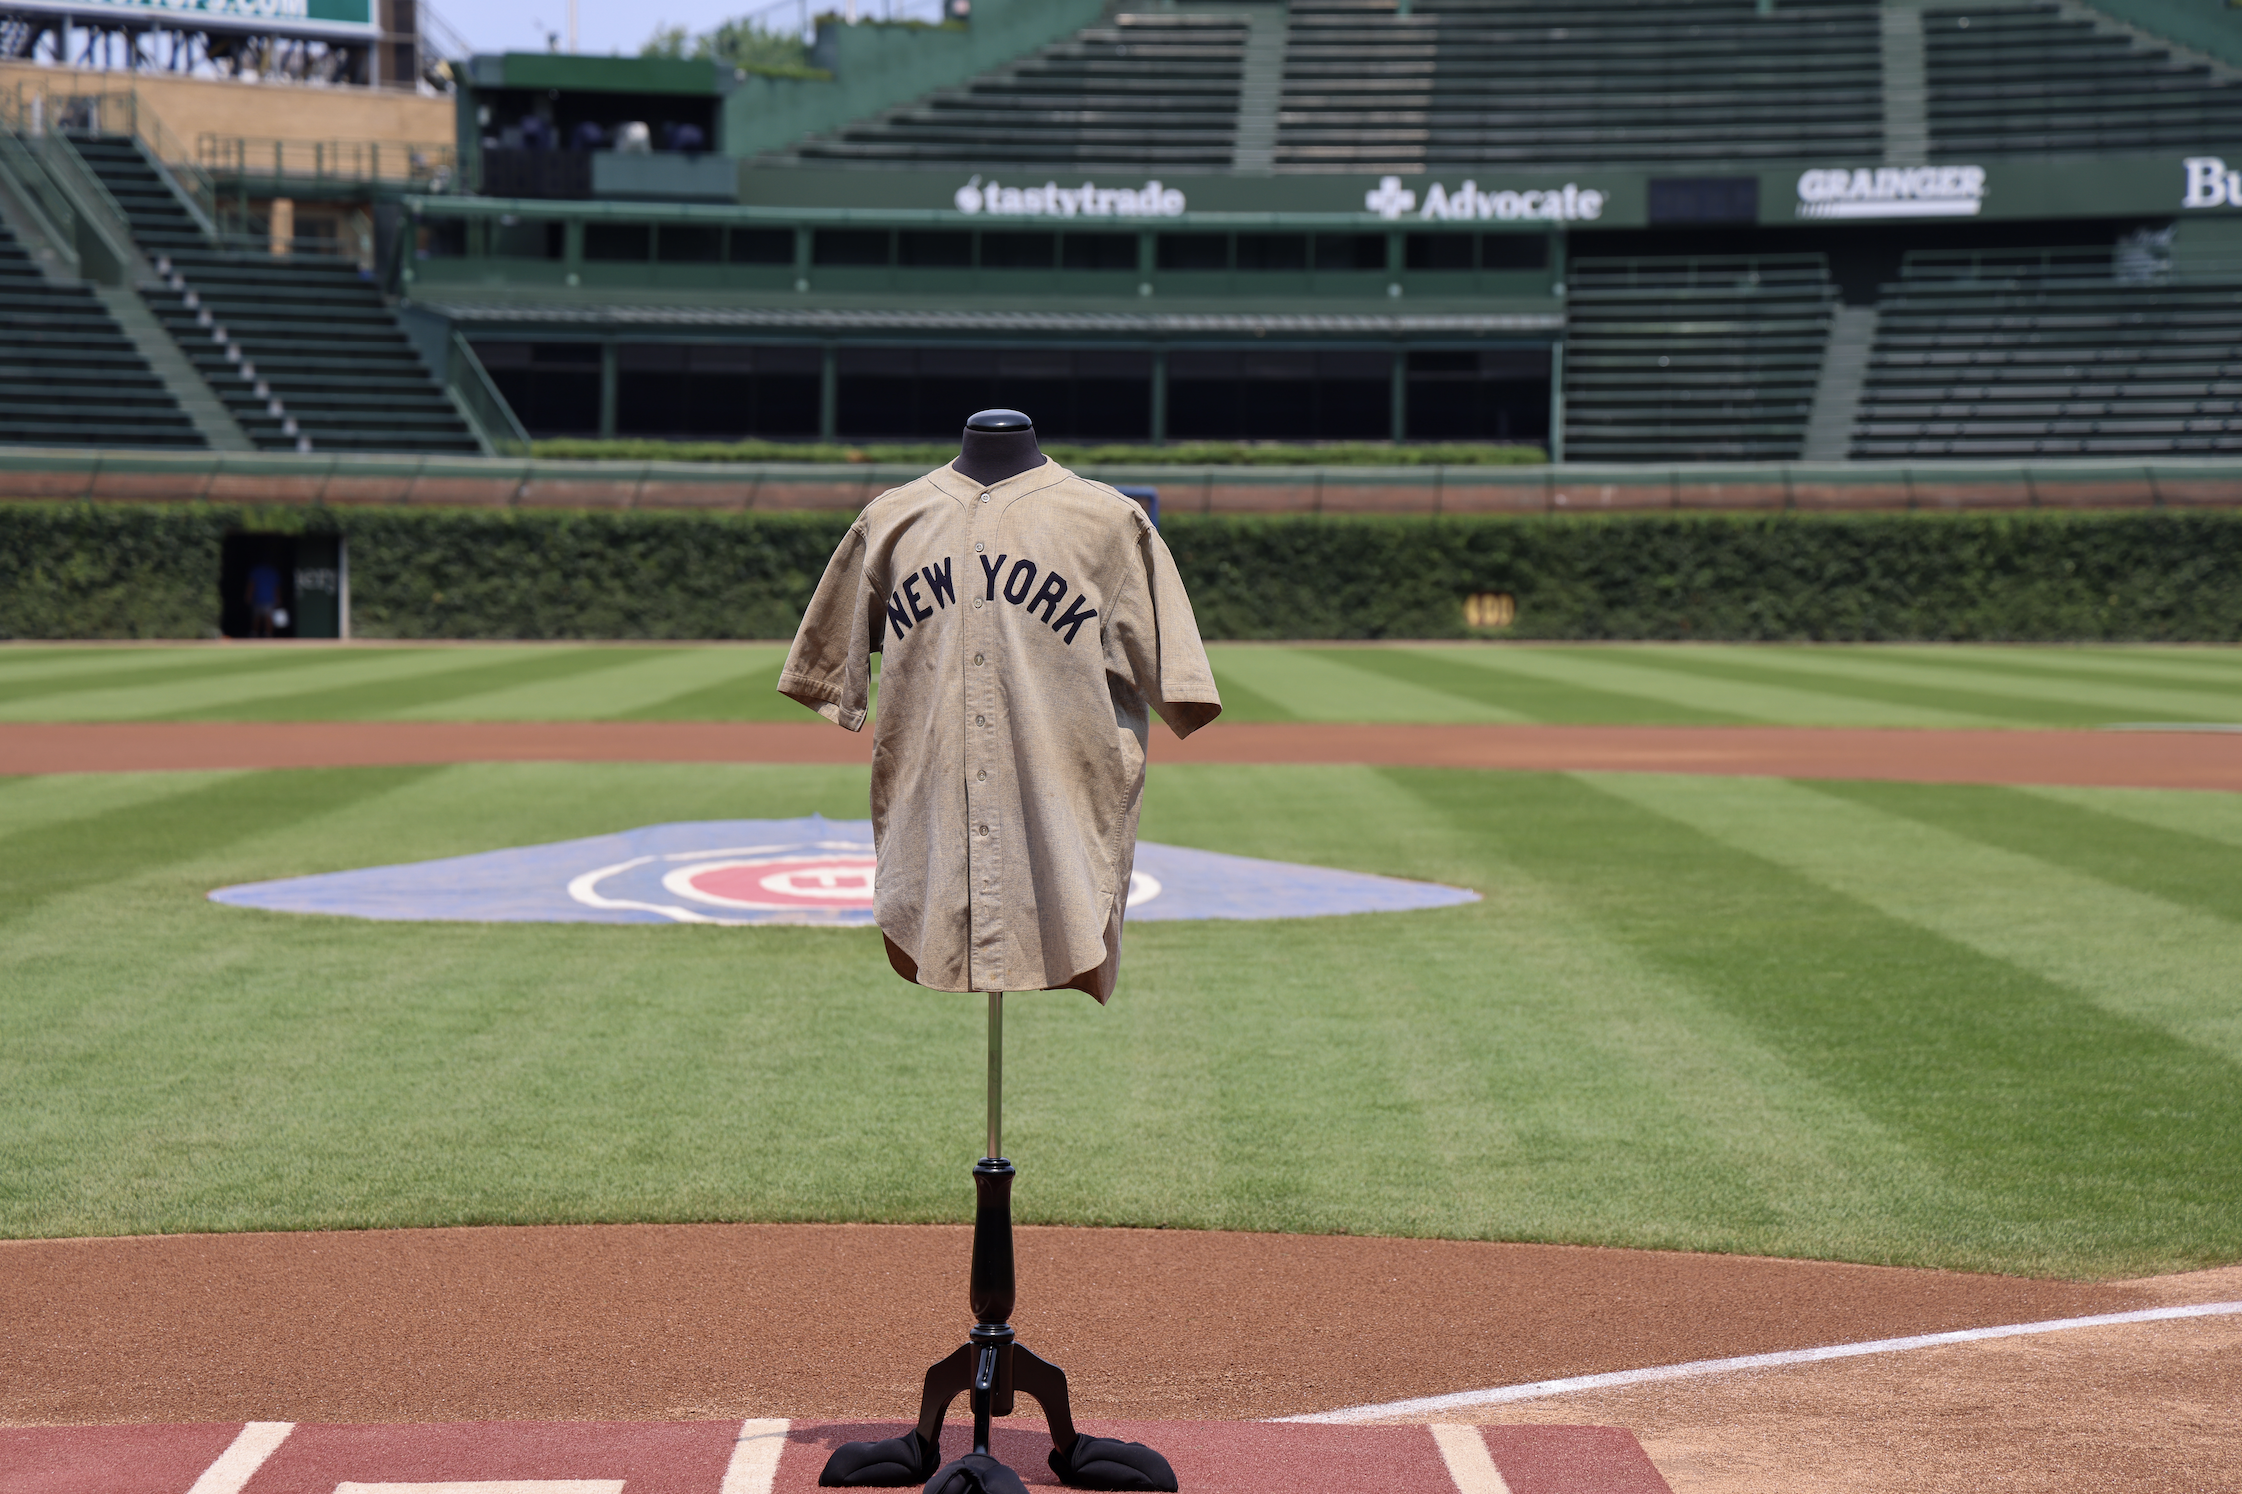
left=662, top=855, right=877, bottom=912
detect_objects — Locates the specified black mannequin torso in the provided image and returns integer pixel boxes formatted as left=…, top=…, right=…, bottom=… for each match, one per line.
left=953, top=408, right=1048, bottom=486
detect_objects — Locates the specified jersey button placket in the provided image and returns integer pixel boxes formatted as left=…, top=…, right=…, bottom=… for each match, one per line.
left=967, top=493, right=1000, bottom=989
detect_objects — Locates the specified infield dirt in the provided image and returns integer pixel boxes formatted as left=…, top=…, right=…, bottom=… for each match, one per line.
left=4, top=1226, right=2236, bottom=1493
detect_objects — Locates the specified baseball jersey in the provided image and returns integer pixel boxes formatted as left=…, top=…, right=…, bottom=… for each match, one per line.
left=779, top=459, right=1221, bottom=1001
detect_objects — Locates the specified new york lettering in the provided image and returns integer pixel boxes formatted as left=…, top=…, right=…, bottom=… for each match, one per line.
left=886, top=557, right=956, bottom=637
left=885, top=553, right=1099, bottom=646
left=952, top=552, right=1097, bottom=645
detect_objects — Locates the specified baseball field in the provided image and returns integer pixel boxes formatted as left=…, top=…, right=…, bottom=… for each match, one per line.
left=4, top=641, right=2239, bottom=1492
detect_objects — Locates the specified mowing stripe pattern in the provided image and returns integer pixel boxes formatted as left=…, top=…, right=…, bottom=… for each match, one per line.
left=2, top=644, right=2238, bottom=1282
left=4, top=643, right=2240, bottom=727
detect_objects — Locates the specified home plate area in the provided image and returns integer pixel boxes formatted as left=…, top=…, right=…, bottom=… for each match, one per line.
left=8, top=1418, right=1673, bottom=1494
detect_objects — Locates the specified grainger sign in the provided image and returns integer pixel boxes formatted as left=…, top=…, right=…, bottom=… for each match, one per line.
left=1795, top=166, right=1987, bottom=219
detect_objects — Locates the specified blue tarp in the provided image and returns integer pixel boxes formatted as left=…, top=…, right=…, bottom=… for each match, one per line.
left=211, top=816, right=1478, bottom=927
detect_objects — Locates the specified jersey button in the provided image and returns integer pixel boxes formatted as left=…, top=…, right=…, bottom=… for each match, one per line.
left=975, top=714, right=986, bottom=726
left=974, top=541, right=985, bottom=553
left=977, top=768, right=988, bottom=781
left=973, top=652, right=984, bottom=665
left=979, top=492, right=991, bottom=503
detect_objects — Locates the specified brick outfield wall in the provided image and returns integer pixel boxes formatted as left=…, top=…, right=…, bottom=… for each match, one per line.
left=2, top=449, right=2238, bottom=514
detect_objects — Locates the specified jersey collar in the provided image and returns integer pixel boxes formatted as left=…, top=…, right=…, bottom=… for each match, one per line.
left=928, top=457, right=1073, bottom=506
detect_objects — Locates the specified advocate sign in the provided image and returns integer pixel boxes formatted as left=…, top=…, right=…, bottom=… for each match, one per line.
left=30, top=0, right=374, bottom=37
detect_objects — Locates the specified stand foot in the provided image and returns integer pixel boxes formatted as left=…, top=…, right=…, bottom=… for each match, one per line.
left=818, top=1012, right=1174, bottom=1490
left=818, top=1335, right=1173, bottom=1490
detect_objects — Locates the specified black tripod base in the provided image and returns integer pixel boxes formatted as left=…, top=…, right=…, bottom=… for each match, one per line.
left=816, top=1337, right=1175, bottom=1491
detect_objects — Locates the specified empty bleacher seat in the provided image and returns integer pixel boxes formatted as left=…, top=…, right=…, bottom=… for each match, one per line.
left=1564, top=255, right=1837, bottom=461
left=1852, top=250, right=2242, bottom=458
left=71, top=135, right=482, bottom=456
left=791, top=14, right=1247, bottom=169
left=1279, top=0, right=1884, bottom=172
left=1926, top=4, right=2242, bottom=157
left=0, top=219, right=202, bottom=449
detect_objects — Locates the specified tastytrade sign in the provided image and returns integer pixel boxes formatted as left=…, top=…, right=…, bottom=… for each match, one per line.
left=954, top=176, right=1186, bottom=218
left=1364, top=176, right=1607, bottom=222
left=1796, top=165, right=1986, bottom=219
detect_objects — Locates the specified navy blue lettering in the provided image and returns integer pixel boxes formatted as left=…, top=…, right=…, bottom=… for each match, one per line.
left=1003, top=559, right=1038, bottom=605
left=903, top=573, right=932, bottom=623
left=884, top=589, right=913, bottom=636
left=923, top=558, right=956, bottom=608
left=980, top=553, right=1006, bottom=599
left=1052, top=592, right=1099, bottom=645
left=1026, top=570, right=1069, bottom=623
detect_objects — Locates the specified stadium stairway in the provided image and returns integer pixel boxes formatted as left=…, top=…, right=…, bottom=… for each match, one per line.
left=0, top=217, right=203, bottom=449
left=1851, top=249, right=2242, bottom=458
left=788, top=13, right=1248, bottom=169
left=1562, top=255, right=1839, bottom=462
left=1924, top=3, right=2242, bottom=157
left=1278, top=0, right=1885, bottom=172
left=67, top=135, right=483, bottom=456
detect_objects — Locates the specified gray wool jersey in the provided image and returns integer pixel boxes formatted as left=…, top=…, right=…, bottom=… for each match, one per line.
left=779, top=459, right=1222, bottom=1002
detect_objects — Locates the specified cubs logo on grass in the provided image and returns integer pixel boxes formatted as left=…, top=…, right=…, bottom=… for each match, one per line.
left=210, top=816, right=1474, bottom=927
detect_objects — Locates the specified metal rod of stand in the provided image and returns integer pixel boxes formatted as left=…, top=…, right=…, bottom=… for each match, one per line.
left=986, top=990, right=1003, bottom=1160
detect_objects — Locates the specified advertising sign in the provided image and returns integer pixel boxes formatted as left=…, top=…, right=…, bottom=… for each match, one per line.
left=735, top=154, right=2242, bottom=229
left=28, top=0, right=376, bottom=39
left=1795, top=165, right=1987, bottom=219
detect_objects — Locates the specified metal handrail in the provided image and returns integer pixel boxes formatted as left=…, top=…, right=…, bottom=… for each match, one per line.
left=1, top=80, right=221, bottom=242
left=445, top=332, right=532, bottom=457
left=113, top=91, right=222, bottom=242
left=1897, top=243, right=2242, bottom=288
left=37, top=129, right=141, bottom=280
left=197, top=134, right=457, bottom=187
left=0, top=127, right=80, bottom=276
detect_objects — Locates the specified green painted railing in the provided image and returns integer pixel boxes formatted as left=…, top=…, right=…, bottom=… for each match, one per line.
left=0, top=448, right=2235, bottom=515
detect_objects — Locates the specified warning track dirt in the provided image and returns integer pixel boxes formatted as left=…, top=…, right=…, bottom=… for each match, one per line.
left=3, top=720, right=2239, bottom=789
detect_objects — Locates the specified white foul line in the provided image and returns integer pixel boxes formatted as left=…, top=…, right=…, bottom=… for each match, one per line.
left=1279, top=1300, right=2242, bottom=1424
left=720, top=1418, right=792, bottom=1494
left=1429, top=1423, right=1512, bottom=1494
left=334, top=1484, right=622, bottom=1493
left=186, top=1422, right=295, bottom=1494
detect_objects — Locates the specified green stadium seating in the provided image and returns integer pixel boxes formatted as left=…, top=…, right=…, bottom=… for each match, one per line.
left=1280, top=0, right=1884, bottom=171
left=791, top=14, right=1247, bottom=168
left=69, top=135, right=482, bottom=456
left=1852, top=251, right=2242, bottom=458
left=0, top=218, right=203, bottom=449
left=1563, top=255, right=1838, bottom=462
left=1925, top=5, right=2242, bottom=157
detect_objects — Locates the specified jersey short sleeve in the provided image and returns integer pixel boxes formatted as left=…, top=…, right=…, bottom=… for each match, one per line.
left=1105, top=511, right=1222, bottom=740
left=778, top=517, right=876, bottom=732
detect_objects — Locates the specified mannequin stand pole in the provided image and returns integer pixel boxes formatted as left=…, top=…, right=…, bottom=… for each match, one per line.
left=934, top=991, right=1081, bottom=1465
left=987, top=991, right=1002, bottom=1161
left=817, top=992, right=1085, bottom=1487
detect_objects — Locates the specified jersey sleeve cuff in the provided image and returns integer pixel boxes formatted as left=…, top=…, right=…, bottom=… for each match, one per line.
left=778, top=671, right=867, bottom=732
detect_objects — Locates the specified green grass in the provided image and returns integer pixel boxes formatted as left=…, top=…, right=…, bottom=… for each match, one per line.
left=4, top=758, right=2239, bottom=1278
left=3, top=642, right=2240, bottom=727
